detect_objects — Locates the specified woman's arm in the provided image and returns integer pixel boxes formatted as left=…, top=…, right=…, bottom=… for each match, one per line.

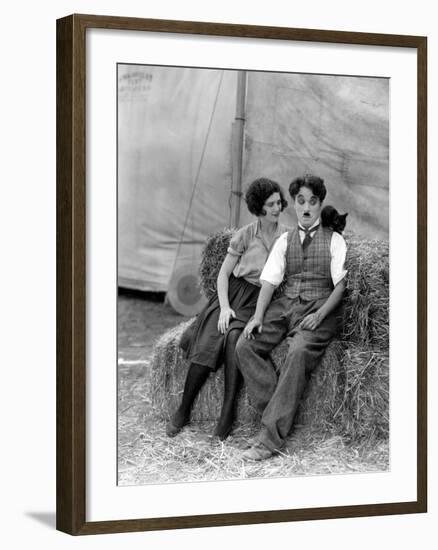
left=242, top=234, right=288, bottom=338
left=243, top=281, right=276, bottom=339
left=216, top=253, right=240, bottom=334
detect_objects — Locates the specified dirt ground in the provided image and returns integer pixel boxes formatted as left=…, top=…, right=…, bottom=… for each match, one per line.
left=118, top=291, right=389, bottom=486
left=117, top=289, right=189, bottom=449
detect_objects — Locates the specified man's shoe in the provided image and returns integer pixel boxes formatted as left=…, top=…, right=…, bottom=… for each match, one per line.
left=242, top=442, right=274, bottom=461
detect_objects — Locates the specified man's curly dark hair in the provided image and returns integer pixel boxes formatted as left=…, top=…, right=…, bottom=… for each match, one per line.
left=288, top=174, right=327, bottom=202
left=245, top=178, right=288, bottom=216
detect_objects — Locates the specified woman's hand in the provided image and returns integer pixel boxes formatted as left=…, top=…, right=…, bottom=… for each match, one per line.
left=243, top=318, right=263, bottom=339
left=217, top=307, right=236, bottom=334
left=299, top=311, right=323, bottom=331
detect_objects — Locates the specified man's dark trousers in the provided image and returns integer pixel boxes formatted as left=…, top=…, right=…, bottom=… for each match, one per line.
left=236, top=294, right=340, bottom=452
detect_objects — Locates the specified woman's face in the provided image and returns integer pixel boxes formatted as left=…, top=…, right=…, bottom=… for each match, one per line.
left=262, top=192, right=282, bottom=222
left=293, top=186, right=322, bottom=228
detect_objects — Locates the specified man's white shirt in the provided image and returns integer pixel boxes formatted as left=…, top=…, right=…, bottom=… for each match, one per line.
left=260, top=219, right=347, bottom=288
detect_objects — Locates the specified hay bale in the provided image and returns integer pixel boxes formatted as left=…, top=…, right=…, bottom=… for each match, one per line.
left=342, top=233, right=389, bottom=349
left=333, top=346, right=389, bottom=441
left=150, top=229, right=389, bottom=443
left=199, top=228, right=234, bottom=299
left=150, top=320, right=258, bottom=424
left=293, top=343, right=388, bottom=442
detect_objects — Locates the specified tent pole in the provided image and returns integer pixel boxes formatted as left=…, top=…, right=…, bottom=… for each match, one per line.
left=229, top=70, right=247, bottom=228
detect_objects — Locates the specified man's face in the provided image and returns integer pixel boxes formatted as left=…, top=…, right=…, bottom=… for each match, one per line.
left=293, top=186, right=322, bottom=228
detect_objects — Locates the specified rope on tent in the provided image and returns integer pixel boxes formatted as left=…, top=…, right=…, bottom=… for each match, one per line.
left=166, top=71, right=225, bottom=315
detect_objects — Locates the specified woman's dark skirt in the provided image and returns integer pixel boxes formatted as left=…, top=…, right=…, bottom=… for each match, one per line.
left=180, top=275, right=260, bottom=371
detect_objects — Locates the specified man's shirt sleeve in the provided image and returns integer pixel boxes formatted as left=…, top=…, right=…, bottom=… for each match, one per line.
left=330, top=232, right=348, bottom=287
left=259, top=232, right=288, bottom=287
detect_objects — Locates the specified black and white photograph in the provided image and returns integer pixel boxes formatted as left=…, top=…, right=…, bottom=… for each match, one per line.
left=2, top=0, right=434, bottom=545
left=117, top=63, right=390, bottom=486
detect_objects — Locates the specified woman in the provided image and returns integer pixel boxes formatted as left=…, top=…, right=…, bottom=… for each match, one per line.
left=166, top=177, right=290, bottom=440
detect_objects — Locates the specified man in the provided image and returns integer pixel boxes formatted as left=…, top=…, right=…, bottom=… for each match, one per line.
left=236, top=174, right=347, bottom=461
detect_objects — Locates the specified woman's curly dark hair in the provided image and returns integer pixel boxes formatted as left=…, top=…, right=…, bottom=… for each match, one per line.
left=288, top=174, right=327, bottom=202
left=245, top=177, right=288, bottom=216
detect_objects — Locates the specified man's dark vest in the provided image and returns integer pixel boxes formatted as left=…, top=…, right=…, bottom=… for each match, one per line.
left=285, top=226, right=333, bottom=301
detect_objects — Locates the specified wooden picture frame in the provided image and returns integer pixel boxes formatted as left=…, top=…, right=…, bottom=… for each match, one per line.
left=56, top=13, right=427, bottom=535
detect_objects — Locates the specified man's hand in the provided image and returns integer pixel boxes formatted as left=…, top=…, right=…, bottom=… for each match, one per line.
left=299, top=311, right=323, bottom=331
left=217, top=307, right=236, bottom=334
left=243, top=318, right=263, bottom=339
